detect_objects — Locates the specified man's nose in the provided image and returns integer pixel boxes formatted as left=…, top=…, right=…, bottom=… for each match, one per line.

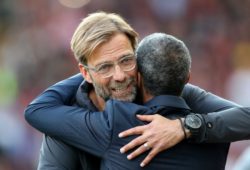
left=112, top=65, right=126, bottom=81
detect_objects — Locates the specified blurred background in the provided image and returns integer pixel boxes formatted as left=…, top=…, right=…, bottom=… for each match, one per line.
left=0, top=0, right=250, bottom=169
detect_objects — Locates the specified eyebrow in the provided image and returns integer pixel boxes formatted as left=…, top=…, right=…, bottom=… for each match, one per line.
left=95, top=53, right=135, bottom=67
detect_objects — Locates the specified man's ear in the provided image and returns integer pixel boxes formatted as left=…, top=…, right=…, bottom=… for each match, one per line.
left=79, top=63, right=92, bottom=83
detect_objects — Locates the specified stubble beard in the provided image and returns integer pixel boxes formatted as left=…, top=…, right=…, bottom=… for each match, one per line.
left=92, top=77, right=137, bottom=102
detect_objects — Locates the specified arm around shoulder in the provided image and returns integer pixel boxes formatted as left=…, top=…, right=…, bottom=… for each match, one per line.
left=201, top=107, right=250, bottom=142
left=182, top=84, right=250, bottom=142
left=24, top=73, right=83, bottom=126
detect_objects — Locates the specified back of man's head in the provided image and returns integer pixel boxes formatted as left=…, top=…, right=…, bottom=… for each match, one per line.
left=136, top=33, right=191, bottom=96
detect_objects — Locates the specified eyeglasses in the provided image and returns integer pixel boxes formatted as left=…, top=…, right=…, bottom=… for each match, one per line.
left=83, top=55, right=136, bottom=78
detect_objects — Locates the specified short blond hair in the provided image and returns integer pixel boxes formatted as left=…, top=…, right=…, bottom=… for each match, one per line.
left=70, top=11, right=138, bottom=64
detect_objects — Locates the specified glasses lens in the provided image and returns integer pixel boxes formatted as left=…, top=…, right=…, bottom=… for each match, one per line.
left=89, top=55, right=136, bottom=78
left=119, top=56, right=136, bottom=71
left=96, top=63, right=113, bottom=75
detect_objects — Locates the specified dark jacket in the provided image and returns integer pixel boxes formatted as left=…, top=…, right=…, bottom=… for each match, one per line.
left=25, top=74, right=250, bottom=169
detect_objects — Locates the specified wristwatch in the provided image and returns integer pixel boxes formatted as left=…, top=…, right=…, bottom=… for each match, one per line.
left=184, top=114, right=202, bottom=137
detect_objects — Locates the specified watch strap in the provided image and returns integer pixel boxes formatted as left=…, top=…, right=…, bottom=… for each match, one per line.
left=178, top=117, right=187, bottom=139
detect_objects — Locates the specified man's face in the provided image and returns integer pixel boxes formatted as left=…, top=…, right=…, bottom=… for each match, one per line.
left=80, top=33, right=138, bottom=102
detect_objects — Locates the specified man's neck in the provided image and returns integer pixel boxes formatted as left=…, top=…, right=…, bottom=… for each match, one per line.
left=89, top=89, right=105, bottom=111
left=142, top=90, right=154, bottom=103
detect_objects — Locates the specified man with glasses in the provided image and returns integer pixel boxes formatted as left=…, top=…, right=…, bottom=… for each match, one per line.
left=82, top=54, right=136, bottom=78
left=80, top=53, right=137, bottom=102
left=25, top=12, right=250, bottom=169
left=25, top=32, right=232, bottom=170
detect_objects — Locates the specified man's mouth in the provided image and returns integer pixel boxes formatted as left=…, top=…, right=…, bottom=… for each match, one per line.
left=111, top=84, right=130, bottom=95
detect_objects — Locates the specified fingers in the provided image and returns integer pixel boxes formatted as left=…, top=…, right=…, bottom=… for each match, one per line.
left=140, top=147, right=159, bottom=167
left=119, top=116, right=185, bottom=167
left=118, top=125, right=145, bottom=138
left=136, top=114, right=155, bottom=122
left=120, top=135, right=146, bottom=153
left=127, top=142, right=151, bottom=160
left=124, top=141, right=161, bottom=167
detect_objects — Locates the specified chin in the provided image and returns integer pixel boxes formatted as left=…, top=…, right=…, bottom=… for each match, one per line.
left=113, top=93, right=136, bottom=102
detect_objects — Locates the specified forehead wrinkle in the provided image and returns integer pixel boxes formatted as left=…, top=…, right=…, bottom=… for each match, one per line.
left=88, top=33, right=134, bottom=66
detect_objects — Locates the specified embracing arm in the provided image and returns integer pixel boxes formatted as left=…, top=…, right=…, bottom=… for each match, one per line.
left=201, top=107, right=250, bottom=142
left=120, top=84, right=250, bottom=144
left=119, top=84, right=250, bottom=166
left=24, top=74, right=110, bottom=156
left=182, top=83, right=250, bottom=142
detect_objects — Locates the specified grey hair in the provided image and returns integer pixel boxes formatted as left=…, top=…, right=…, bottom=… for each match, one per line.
left=136, top=33, right=191, bottom=96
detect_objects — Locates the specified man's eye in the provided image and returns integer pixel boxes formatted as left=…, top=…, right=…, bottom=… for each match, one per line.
left=120, top=57, right=134, bottom=65
left=97, top=64, right=113, bottom=73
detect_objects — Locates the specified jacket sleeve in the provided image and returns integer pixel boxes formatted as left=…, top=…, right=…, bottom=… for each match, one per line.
left=182, top=83, right=250, bottom=142
left=24, top=74, right=111, bottom=156
left=37, top=135, right=81, bottom=170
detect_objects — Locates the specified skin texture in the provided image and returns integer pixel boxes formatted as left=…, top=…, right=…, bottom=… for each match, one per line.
left=79, top=33, right=138, bottom=110
left=119, top=114, right=185, bottom=167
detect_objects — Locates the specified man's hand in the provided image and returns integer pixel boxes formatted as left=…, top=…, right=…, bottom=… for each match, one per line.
left=119, top=114, right=185, bottom=167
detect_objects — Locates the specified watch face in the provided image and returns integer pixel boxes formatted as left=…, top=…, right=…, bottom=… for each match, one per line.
left=186, top=115, right=202, bottom=129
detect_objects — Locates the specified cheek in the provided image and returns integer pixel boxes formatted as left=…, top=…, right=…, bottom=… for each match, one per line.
left=94, top=76, right=110, bottom=88
left=132, top=67, right=138, bottom=77
left=129, top=70, right=138, bottom=82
